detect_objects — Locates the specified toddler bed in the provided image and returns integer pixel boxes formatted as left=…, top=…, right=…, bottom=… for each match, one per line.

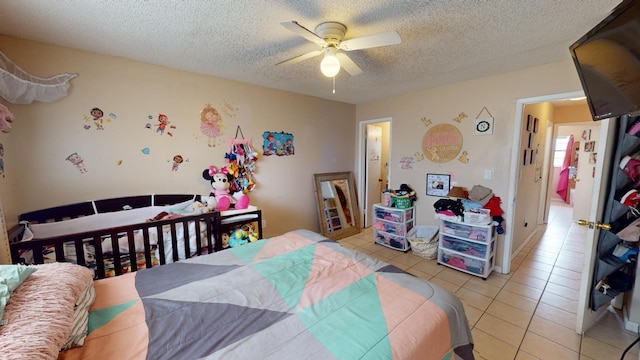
left=0, top=230, right=474, bottom=360
left=8, top=194, right=224, bottom=278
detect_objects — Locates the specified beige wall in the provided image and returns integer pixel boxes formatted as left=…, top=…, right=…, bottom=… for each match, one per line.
left=554, top=103, right=593, bottom=124
left=0, top=35, right=356, bottom=263
left=355, top=60, right=585, bottom=271
left=0, top=35, right=591, bottom=270
left=513, top=102, right=552, bottom=253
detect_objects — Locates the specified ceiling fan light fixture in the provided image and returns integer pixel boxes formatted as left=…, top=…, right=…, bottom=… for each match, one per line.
left=320, top=47, right=340, bottom=77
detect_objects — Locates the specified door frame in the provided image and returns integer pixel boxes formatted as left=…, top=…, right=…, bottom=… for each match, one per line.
left=506, top=90, right=585, bottom=274
left=357, top=117, right=392, bottom=228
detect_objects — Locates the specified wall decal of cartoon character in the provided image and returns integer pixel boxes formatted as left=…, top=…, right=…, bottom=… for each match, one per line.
left=83, top=107, right=116, bottom=130
left=66, top=152, right=88, bottom=173
left=283, top=137, right=294, bottom=155
left=171, top=154, right=184, bottom=171
left=262, top=131, right=295, bottom=156
left=91, top=107, right=104, bottom=130
left=200, top=104, right=223, bottom=147
left=263, top=132, right=276, bottom=155
left=156, top=114, right=170, bottom=135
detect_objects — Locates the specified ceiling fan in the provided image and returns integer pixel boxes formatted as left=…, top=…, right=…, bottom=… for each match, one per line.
left=277, top=21, right=401, bottom=78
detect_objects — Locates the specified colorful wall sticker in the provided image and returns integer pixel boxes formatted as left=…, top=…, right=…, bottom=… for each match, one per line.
left=200, top=104, right=224, bottom=147
left=145, top=114, right=176, bottom=137
left=399, top=156, right=416, bottom=170
left=420, top=117, right=432, bottom=127
left=458, top=150, right=469, bottom=163
left=66, top=152, right=88, bottom=173
left=83, top=107, right=116, bottom=130
left=422, top=123, right=463, bottom=163
left=156, top=114, right=170, bottom=135
left=170, top=154, right=188, bottom=172
left=262, top=131, right=294, bottom=156
left=452, top=112, right=468, bottom=123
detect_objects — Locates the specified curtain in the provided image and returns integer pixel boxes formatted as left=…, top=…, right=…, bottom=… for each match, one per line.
left=0, top=50, right=77, bottom=104
left=556, top=135, right=574, bottom=202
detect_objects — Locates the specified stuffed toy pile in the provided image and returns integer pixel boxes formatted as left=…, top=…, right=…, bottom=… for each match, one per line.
left=202, top=165, right=250, bottom=211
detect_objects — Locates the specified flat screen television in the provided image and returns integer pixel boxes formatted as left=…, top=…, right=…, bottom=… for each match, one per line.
left=570, top=0, right=640, bottom=120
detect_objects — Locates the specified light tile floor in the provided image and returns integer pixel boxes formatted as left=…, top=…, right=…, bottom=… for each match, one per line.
left=340, top=201, right=640, bottom=359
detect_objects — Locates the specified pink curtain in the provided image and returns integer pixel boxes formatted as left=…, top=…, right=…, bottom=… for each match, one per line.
left=556, top=135, right=574, bottom=202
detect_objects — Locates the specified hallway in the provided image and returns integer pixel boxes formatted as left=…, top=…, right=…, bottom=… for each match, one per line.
left=341, top=201, right=639, bottom=359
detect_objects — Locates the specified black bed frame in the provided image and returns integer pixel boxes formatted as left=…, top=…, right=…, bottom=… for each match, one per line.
left=7, top=194, right=262, bottom=279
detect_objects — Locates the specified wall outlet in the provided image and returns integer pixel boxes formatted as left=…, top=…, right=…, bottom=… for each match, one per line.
left=484, top=170, right=493, bottom=180
left=262, top=219, right=267, bottom=228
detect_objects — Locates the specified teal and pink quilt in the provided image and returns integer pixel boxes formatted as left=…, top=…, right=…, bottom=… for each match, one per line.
left=60, top=230, right=474, bottom=359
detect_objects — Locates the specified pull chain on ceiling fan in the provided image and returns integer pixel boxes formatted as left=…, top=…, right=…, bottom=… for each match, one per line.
left=277, top=21, right=401, bottom=78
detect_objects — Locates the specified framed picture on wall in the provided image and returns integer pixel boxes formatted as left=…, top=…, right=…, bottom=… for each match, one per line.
left=533, top=117, right=539, bottom=133
left=585, top=140, right=595, bottom=152
left=426, top=173, right=451, bottom=197
left=526, top=115, right=533, bottom=132
left=529, top=148, right=535, bottom=165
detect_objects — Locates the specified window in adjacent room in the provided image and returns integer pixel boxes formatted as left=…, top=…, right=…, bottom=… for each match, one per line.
left=553, top=136, right=570, bottom=167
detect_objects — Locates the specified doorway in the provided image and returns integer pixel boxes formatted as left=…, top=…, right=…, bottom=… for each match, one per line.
left=505, top=91, right=587, bottom=274
left=549, top=122, right=601, bottom=222
left=357, top=118, right=391, bottom=228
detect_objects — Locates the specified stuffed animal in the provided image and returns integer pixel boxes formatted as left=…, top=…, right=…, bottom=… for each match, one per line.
left=221, top=233, right=230, bottom=248
left=228, top=229, right=249, bottom=247
left=202, top=165, right=250, bottom=211
left=227, top=226, right=259, bottom=247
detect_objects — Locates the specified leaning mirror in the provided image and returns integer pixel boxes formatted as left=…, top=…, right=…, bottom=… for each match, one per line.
left=313, top=172, right=361, bottom=240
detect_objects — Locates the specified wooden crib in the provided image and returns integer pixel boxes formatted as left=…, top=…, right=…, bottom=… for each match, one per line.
left=7, top=194, right=262, bottom=278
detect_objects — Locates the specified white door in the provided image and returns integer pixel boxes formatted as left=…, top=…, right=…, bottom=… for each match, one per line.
left=365, top=124, right=382, bottom=227
left=576, top=117, right=617, bottom=333
left=572, top=124, right=601, bottom=222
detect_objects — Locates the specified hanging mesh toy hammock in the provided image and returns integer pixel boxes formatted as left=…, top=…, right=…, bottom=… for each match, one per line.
left=0, top=50, right=77, bottom=104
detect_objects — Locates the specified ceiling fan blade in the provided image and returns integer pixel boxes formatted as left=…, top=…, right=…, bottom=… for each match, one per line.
left=340, top=31, right=401, bottom=51
left=336, top=53, right=363, bottom=76
left=280, top=21, right=326, bottom=46
left=276, top=50, right=323, bottom=66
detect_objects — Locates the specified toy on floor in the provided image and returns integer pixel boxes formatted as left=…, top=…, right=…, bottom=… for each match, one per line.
left=202, top=165, right=250, bottom=211
left=227, top=226, right=259, bottom=248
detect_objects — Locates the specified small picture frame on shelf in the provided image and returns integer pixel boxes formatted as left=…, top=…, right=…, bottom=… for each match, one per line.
left=426, top=173, right=451, bottom=197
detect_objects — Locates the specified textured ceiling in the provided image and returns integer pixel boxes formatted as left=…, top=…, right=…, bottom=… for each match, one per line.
left=0, top=0, right=621, bottom=104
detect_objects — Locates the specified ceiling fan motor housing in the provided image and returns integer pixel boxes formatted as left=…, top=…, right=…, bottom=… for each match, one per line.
left=315, top=21, right=347, bottom=47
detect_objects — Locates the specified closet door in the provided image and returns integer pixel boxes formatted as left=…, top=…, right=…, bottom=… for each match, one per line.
left=577, top=114, right=640, bottom=333
left=575, top=116, right=617, bottom=333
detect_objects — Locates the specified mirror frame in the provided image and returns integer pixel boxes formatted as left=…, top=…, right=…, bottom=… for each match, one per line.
left=313, top=171, right=361, bottom=240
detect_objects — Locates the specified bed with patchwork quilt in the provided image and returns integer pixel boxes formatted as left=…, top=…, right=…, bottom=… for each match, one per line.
left=1, top=229, right=474, bottom=359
